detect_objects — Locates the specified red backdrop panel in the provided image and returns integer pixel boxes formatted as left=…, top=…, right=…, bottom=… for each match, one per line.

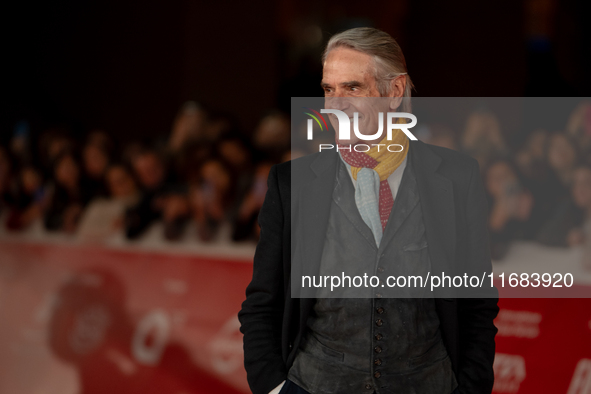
left=0, top=240, right=590, bottom=394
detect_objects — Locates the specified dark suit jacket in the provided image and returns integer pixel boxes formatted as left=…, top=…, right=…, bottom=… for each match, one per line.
left=238, top=140, right=499, bottom=394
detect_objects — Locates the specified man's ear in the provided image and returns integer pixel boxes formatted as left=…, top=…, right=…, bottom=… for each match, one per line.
left=390, top=74, right=406, bottom=97
left=389, top=97, right=402, bottom=110
left=388, top=75, right=407, bottom=110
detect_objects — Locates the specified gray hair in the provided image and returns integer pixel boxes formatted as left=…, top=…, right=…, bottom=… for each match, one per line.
left=322, top=27, right=414, bottom=109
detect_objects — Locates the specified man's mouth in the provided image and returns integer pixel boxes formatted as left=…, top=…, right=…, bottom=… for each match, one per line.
left=328, top=113, right=363, bottom=123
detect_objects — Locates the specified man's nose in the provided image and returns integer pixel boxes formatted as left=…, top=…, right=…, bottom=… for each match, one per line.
left=326, top=96, right=349, bottom=111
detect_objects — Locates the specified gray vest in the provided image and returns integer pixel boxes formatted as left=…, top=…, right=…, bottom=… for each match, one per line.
left=288, top=155, right=457, bottom=394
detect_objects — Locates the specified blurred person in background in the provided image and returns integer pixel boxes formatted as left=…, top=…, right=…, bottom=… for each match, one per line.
left=567, top=164, right=591, bottom=246
left=106, top=164, right=140, bottom=207
left=37, top=128, right=75, bottom=176
left=565, top=102, right=591, bottom=154
left=421, top=124, right=458, bottom=151
left=252, top=111, right=291, bottom=163
left=77, top=163, right=140, bottom=242
left=0, top=146, right=13, bottom=215
left=121, top=141, right=146, bottom=169
left=485, top=158, right=534, bottom=259
left=534, top=132, right=581, bottom=246
left=515, top=129, right=549, bottom=181
left=10, top=120, right=32, bottom=165
left=536, top=162, right=591, bottom=249
left=203, top=110, right=238, bottom=143
left=535, top=192, right=585, bottom=248
left=514, top=129, right=555, bottom=235
left=125, top=148, right=188, bottom=241
left=188, top=156, right=234, bottom=242
left=168, top=107, right=238, bottom=178
left=461, top=109, right=507, bottom=170
left=44, top=151, right=92, bottom=233
left=161, top=193, right=191, bottom=241
left=573, top=165, right=591, bottom=230
left=546, top=132, right=578, bottom=188
left=82, top=139, right=111, bottom=198
left=168, top=101, right=207, bottom=154
left=85, top=129, right=112, bottom=148
left=5, top=164, right=46, bottom=231
left=217, top=133, right=255, bottom=206
left=232, top=162, right=272, bottom=242
left=571, top=165, right=591, bottom=270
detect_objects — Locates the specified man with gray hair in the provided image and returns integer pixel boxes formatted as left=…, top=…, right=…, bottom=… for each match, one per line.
left=239, top=27, right=498, bottom=394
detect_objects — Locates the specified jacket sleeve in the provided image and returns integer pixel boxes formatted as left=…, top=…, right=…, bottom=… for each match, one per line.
left=238, top=164, right=288, bottom=394
left=456, top=159, right=500, bottom=394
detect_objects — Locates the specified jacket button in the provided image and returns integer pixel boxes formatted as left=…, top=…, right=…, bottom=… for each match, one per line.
left=374, top=346, right=382, bottom=353
left=375, top=333, right=383, bottom=341
left=365, top=384, right=372, bottom=390
left=376, top=307, right=384, bottom=314
left=374, top=359, right=382, bottom=366
left=375, top=319, right=383, bottom=327
left=374, top=371, right=381, bottom=379
left=377, top=266, right=385, bottom=273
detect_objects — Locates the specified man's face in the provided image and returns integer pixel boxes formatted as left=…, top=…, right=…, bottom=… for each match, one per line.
left=321, top=47, right=402, bottom=145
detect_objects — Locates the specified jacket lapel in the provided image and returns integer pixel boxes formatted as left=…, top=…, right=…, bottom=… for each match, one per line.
left=332, top=158, right=379, bottom=250
left=299, top=150, right=338, bottom=269
left=378, top=155, right=419, bottom=251
left=293, top=150, right=339, bottom=335
left=410, top=140, right=456, bottom=278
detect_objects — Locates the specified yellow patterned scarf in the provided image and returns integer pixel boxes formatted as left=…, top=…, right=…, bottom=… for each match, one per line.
left=348, top=126, right=409, bottom=181
left=338, top=119, right=410, bottom=236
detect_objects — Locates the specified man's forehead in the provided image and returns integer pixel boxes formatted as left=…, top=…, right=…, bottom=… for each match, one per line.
left=322, top=47, right=374, bottom=84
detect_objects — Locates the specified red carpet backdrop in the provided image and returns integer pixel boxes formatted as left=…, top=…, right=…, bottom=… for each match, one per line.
left=0, top=240, right=589, bottom=393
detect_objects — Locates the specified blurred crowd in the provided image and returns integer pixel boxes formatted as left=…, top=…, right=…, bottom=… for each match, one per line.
left=0, top=102, right=291, bottom=244
left=2, top=100, right=591, bottom=261
left=421, top=101, right=591, bottom=261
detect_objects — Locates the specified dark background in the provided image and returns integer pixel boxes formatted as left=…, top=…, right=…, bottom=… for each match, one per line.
left=3, top=0, right=590, bottom=145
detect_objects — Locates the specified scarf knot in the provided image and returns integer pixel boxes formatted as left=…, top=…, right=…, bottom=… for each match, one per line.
left=338, top=129, right=408, bottom=244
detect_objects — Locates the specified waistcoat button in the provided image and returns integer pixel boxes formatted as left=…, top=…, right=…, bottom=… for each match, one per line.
left=374, top=371, right=381, bottom=378
left=374, top=346, right=382, bottom=353
left=375, top=319, right=383, bottom=327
